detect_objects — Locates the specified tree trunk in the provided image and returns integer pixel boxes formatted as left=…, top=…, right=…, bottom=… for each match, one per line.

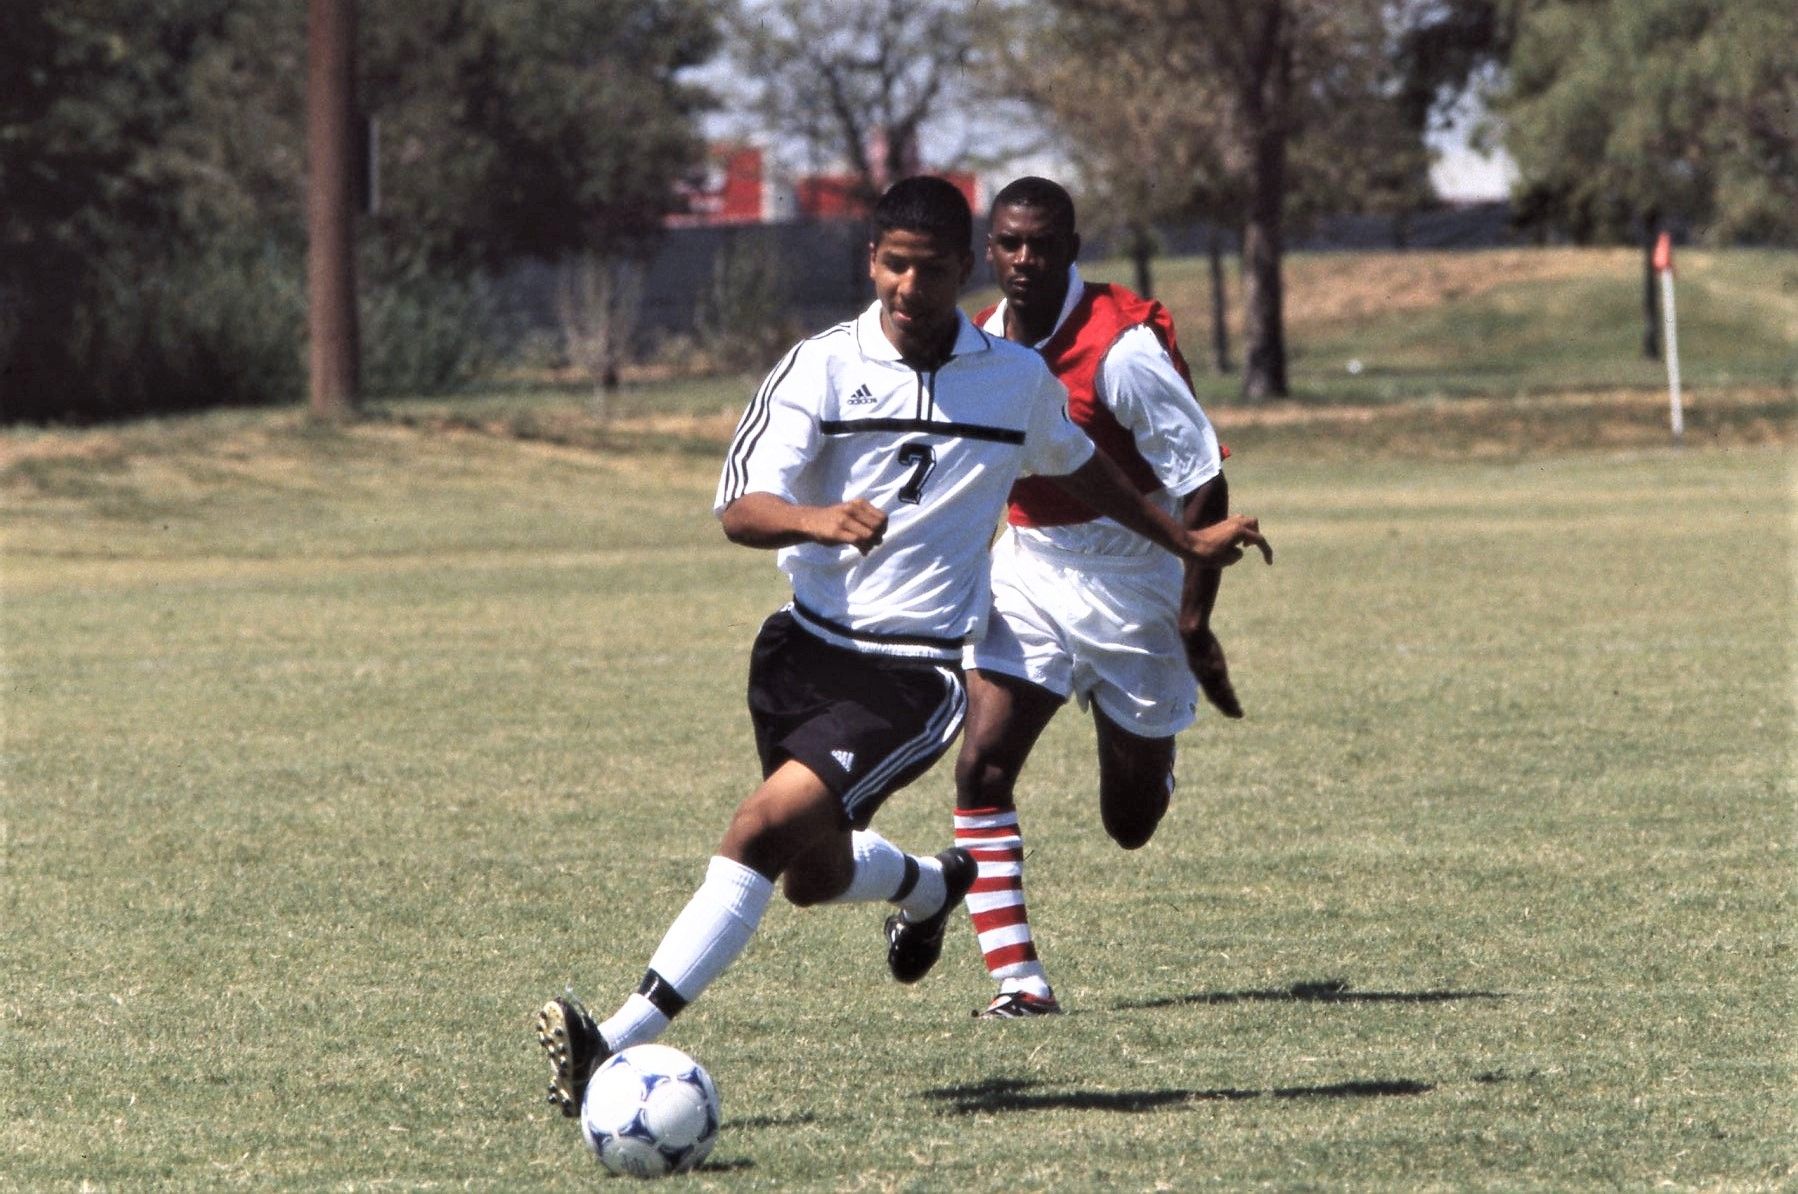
left=1641, top=213, right=1661, bottom=360
left=1130, top=224, right=1155, bottom=299
left=306, top=0, right=360, bottom=421
left=1241, top=217, right=1286, bottom=400
left=1239, top=7, right=1290, bottom=401
left=1207, top=227, right=1231, bottom=374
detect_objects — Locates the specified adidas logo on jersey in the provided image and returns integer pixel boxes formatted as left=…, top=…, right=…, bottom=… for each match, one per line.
left=846, top=384, right=876, bottom=406
left=831, top=748, right=856, bottom=771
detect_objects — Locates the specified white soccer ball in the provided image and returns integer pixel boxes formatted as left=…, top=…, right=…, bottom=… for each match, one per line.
left=580, top=1044, right=721, bottom=1178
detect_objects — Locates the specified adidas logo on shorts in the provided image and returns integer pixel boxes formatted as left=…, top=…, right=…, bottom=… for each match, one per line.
left=831, top=748, right=856, bottom=771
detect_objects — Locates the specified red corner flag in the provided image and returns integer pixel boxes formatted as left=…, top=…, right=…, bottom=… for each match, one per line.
left=1652, top=230, right=1674, bottom=274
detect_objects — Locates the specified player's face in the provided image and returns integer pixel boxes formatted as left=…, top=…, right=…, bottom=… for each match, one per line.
left=987, top=203, right=1079, bottom=320
left=869, top=228, right=973, bottom=366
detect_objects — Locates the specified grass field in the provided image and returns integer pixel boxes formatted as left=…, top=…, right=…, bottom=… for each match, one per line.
left=4, top=248, right=1795, bottom=1189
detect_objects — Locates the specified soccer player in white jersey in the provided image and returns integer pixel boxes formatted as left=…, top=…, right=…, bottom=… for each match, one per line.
left=954, top=177, right=1254, bottom=1019
left=536, top=177, right=1271, bottom=1117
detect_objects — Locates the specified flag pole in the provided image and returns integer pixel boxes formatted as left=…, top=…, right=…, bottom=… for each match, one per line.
left=1653, top=231, right=1682, bottom=446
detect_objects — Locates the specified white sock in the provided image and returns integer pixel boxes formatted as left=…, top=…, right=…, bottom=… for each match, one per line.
left=1000, top=974, right=1055, bottom=1000
left=597, top=856, right=773, bottom=1051
left=824, top=831, right=946, bottom=919
left=823, top=831, right=897, bottom=901
left=895, top=854, right=947, bottom=922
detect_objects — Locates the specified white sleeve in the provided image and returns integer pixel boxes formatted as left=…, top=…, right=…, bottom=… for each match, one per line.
left=714, top=343, right=822, bottom=514
left=1020, top=364, right=1096, bottom=478
left=1096, top=324, right=1221, bottom=496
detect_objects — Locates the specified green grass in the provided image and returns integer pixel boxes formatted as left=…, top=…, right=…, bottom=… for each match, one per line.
left=3, top=396, right=1791, bottom=1189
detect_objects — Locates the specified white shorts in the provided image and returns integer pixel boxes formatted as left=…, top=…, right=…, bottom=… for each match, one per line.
left=967, top=530, right=1198, bottom=738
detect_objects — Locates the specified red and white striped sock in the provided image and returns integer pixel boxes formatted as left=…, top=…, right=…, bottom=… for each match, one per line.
left=955, top=806, right=1053, bottom=999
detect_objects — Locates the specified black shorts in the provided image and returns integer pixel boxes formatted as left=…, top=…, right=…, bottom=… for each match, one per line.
left=747, top=609, right=967, bottom=828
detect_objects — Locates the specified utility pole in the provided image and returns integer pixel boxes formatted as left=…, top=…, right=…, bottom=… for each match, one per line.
left=307, top=0, right=359, bottom=420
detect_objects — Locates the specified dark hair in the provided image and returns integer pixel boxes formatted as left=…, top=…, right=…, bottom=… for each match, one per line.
left=990, top=176, right=1077, bottom=236
left=872, top=176, right=972, bottom=251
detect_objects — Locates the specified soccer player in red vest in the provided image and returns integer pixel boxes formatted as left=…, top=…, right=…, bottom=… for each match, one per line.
left=954, top=177, right=1265, bottom=1018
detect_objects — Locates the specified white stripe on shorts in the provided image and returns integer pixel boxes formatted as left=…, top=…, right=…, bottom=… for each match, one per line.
left=841, top=666, right=967, bottom=822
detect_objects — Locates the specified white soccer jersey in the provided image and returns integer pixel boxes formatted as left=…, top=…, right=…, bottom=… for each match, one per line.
left=980, top=266, right=1222, bottom=560
left=716, top=301, right=1094, bottom=660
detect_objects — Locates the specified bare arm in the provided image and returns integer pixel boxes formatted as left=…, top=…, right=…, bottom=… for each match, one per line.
left=1048, top=452, right=1272, bottom=568
left=1177, top=473, right=1244, bottom=717
left=719, top=491, right=887, bottom=554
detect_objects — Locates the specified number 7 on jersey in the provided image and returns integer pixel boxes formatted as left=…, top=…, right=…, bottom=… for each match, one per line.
left=894, top=442, right=937, bottom=504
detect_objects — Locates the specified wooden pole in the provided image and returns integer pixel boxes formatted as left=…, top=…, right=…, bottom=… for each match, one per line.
left=307, top=0, right=359, bottom=420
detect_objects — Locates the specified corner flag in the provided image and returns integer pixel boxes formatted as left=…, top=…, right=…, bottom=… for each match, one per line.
left=1653, top=232, right=1682, bottom=445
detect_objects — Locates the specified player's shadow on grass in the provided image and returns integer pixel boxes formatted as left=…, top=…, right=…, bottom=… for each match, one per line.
left=1115, top=977, right=1507, bottom=1011
left=922, top=1076, right=1435, bottom=1116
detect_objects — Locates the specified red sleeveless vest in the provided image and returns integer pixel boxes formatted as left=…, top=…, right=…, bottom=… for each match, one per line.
left=981, top=283, right=1195, bottom=528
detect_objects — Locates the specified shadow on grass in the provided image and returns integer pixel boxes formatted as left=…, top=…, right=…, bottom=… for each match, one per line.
left=922, top=1075, right=1437, bottom=1116
left=701, top=1110, right=821, bottom=1174
left=1116, top=977, right=1507, bottom=1011
left=728, top=1111, right=819, bottom=1130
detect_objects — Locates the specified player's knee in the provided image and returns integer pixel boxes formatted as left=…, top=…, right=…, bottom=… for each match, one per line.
left=719, top=802, right=782, bottom=869
left=953, top=747, right=1019, bottom=809
left=1103, top=809, right=1162, bottom=850
left=780, top=869, right=835, bottom=906
left=779, top=853, right=851, bottom=906
left=1100, top=780, right=1169, bottom=850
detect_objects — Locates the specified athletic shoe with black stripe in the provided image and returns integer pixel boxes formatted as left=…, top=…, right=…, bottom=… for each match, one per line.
left=884, top=847, right=978, bottom=984
left=975, top=989, right=1063, bottom=1019
left=536, top=994, right=610, bottom=1118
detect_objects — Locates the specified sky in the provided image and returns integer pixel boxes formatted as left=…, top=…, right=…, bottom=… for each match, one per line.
left=1429, top=140, right=1516, bottom=203
left=1425, top=92, right=1517, bottom=203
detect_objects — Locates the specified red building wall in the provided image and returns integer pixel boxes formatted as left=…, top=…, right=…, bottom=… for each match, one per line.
left=670, top=144, right=979, bottom=226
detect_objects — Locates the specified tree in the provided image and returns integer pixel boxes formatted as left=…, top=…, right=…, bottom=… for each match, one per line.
left=307, top=0, right=360, bottom=421
left=556, top=254, right=644, bottom=416
left=0, top=0, right=228, bottom=419
left=357, top=0, right=719, bottom=272
left=979, top=7, right=1239, bottom=370
left=1, top=0, right=722, bottom=421
left=1002, top=0, right=1427, bottom=400
left=170, top=0, right=721, bottom=271
left=1699, top=0, right=1798, bottom=244
left=1501, top=0, right=1797, bottom=246
left=1499, top=0, right=1797, bottom=358
left=721, top=0, right=990, bottom=207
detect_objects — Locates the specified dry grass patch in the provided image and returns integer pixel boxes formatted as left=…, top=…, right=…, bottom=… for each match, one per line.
left=1119, top=247, right=1638, bottom=338
left=1280, top=248, right=1629, bottom=328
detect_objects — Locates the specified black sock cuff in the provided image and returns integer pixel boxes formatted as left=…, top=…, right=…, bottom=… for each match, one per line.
left=636, top=969, right=690, bottom=1019
left=891, top=854, right=921, bottom=903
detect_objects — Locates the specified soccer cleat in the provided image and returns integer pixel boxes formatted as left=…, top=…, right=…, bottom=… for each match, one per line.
left=536, top=994, right=610, bottom=1118
left=975, top=989, right=1063, bottom=1019
left=884, top=847, right=978, bottom=984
